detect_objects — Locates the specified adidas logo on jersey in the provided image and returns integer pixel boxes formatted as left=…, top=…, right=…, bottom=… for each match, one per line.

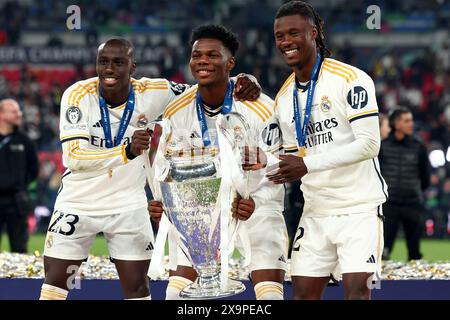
left=190, top=131, right=201, bottom=138
left=93, top=120, right=103, bottom=128
left=366, top=255, right=376, bottom=264
left=169, top=81, right=189, bottom=96
left=146, top=242, right=154, bottom=251
left=328, top=273, right=339, bottom=287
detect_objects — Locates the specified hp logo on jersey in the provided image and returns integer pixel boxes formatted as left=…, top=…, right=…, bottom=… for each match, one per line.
left=347, top=86, right=368, bottom=110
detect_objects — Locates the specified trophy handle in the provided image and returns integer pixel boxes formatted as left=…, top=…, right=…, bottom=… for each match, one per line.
left=217, top=112, right=251, bottom=148
left=217, top=112, right=254, bottom=254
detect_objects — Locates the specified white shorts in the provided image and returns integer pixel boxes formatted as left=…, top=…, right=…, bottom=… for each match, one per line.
left=290, top=209, right=384, bottom=277
left=43, top=207, right=154, bottom=261
left=173, top=210, right=289, bottom=273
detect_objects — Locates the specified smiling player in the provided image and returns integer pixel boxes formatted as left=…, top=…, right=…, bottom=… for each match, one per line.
left=268, top=1, right=388, bottom=300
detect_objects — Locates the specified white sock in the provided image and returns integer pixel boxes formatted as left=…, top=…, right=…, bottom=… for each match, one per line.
left=125, top=295, right=151, bottom=300
left=39, top=283, right=69, bottom=300
left=165, top=276, right=193, bottom=300
left=254, top=281, right=284, bottom=300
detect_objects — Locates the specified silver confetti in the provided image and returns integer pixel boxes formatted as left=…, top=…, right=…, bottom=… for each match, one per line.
left=1, top=253, right=449, bottom=281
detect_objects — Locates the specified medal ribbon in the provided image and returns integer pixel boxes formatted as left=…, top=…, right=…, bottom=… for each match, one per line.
left=195, top=79, right=234, bottom=147
left=293, top=53, right=322, bottom=150
left=99, top=83, right=135, bottom=148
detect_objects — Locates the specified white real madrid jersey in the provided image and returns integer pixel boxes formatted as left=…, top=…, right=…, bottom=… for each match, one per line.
left=162, top=85, right=284, bottom=211
left=275, top=58, right=388, bottom=216
left=55, top=77, right=186, bottom=215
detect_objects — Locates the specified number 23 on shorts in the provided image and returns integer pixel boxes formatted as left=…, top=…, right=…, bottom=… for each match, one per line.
left=48, top=210, right=79, bottom=236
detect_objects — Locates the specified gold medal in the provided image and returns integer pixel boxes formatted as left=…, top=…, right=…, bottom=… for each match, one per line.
left=298, top=147, right=306, bottom=157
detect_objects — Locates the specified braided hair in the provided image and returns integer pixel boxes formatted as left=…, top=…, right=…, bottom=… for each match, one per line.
left=275, top=1, right=331, bottom=58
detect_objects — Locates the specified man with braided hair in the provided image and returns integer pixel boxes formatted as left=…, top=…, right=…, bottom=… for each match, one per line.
left=268, top=1, right=387, bottom=300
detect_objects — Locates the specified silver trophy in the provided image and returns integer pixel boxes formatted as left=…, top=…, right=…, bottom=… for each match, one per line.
left=159, top=135, right=245, bottom=299
left=215, top=112, right=253, bottom=251
left=217, top=111, right=258, bottom=199
left=217, top=112, right=252, bottom=150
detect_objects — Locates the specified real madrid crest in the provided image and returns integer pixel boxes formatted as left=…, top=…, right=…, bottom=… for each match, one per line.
left=46, top=234, right=54, bottom=248
left=66, top=106, right=82, bottom=124
left=233, top=125, right=244, bottom=142
left=320, top=96, right=332, bottom=113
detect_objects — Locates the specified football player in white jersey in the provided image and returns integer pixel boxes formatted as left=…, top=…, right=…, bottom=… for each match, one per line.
left=149, top=24, right=288, bottom=300
left=39, top=38, right=261, bottom=300
left=268, top=1, right=388, bottom=300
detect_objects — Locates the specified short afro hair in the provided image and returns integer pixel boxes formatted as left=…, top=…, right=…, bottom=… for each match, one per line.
left=189, top=24, right=239, bottom=56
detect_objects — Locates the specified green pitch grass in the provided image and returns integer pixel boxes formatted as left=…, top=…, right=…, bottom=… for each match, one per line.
left=387, top=238, right=450, bottom=262
left=1, top=233, right=108, bottom=257
left=1, top=234, right=449, bottom=262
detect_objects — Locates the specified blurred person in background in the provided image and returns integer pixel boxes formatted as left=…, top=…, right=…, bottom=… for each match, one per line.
left=0, top=99, right=39, bottom=253
left=379, top=113, right=391, bottom=140
left=379, top=107, right=431, bottom=260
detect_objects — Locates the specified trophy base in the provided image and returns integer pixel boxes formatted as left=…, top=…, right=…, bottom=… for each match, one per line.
left=180, top=279, right=245, bottom=300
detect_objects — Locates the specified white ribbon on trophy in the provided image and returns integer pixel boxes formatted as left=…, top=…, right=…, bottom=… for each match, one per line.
left=143, top=119, right=172, bottom=280
left=216, top=112, right=267, bottom=290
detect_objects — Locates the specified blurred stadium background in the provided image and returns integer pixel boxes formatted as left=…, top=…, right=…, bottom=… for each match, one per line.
left=0, top=0, right=449, bottom=261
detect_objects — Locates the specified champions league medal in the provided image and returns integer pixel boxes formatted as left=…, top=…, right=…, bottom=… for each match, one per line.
left=298, top=146, right=306, bottom=157
left=98, top=83, right=135, bottom=179
left=293, top=53, right=322, bottom=157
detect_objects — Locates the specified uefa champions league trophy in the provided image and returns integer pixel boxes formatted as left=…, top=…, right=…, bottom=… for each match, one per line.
left=158, top=126, right=246, bottom=299
left=217, top=111, right=260, bottom=201
left=216, top=112, right=253, bottom=243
